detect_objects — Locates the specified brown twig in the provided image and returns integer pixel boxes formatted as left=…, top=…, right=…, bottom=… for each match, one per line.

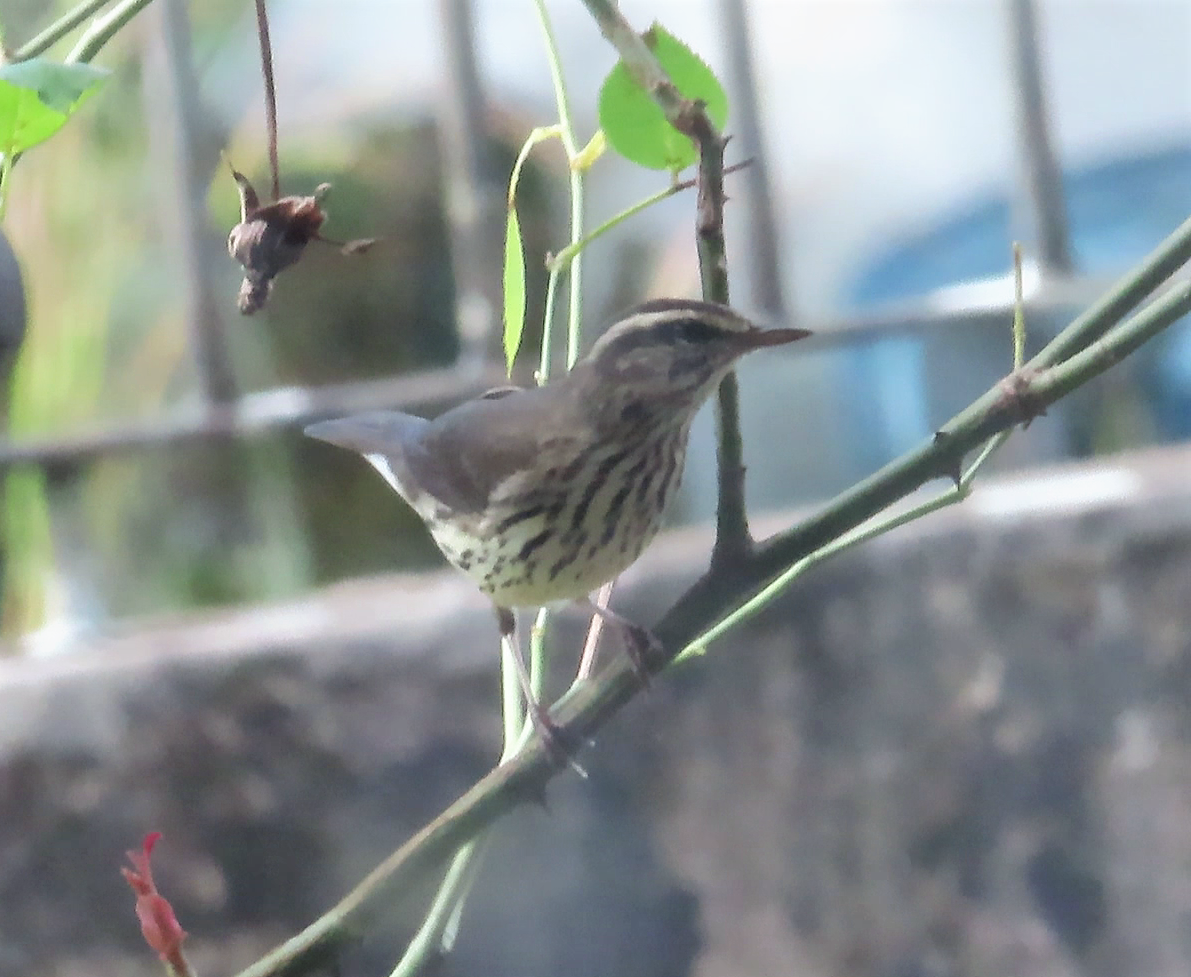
left=672, top=156, right=752, bottom=193
left=253, top=0, right=280, bottom=201
left=578, top=0, right=751, bottom=566
left=227, top=6, right=377, bottom=314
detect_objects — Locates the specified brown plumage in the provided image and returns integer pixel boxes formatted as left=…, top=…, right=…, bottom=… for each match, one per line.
left=307, top=297, right=810, bottom=736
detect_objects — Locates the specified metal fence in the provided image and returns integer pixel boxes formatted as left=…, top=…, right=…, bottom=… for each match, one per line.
left=0, top=0, right=1100, bottom=470
left=5, top=0, right=1173, bottom=634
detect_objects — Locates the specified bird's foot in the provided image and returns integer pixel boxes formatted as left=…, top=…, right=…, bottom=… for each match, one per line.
left=581, top=598, right=663, bottom=688
left=496, top=605, right=588, bottom=776
left=524, top=699, right=589, bottom=778
left=618, top=621, right=662, bottom=689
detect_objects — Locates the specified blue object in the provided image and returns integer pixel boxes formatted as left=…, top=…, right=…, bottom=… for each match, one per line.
left=843, top=143, right=1191, bottom=464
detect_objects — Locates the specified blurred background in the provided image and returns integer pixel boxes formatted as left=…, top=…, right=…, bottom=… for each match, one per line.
left=2, top=3, right=1191, bottom=977
left=0, top=0, right=1187, bottom=648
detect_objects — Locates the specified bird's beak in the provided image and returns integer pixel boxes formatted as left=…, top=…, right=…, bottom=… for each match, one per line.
left=734, top=326, right=813, bottom=350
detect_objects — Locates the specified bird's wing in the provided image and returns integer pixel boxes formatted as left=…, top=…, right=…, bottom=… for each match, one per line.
left=417, top=387, right=588, bottom=515
left=305, top=391, right=589, bottom=516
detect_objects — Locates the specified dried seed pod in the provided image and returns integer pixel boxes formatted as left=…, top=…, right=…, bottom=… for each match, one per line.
left=226, top=164, right=330, bottom=315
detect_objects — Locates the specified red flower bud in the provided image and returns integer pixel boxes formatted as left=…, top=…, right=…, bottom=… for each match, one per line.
left=122, top=832, right=187, bottom=968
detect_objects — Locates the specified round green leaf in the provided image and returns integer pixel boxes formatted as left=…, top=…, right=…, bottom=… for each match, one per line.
left=0, top=60, right=108, bottom=114
left=598, top=24, right=728, bottom=172
left=0, top=59, right=108, bottom=155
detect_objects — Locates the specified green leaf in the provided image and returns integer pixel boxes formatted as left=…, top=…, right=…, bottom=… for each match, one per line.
left=502, top=207, right=527, bottom=375
left=598, top=24, right=728, bottom=172
left=0, top=59, right=108, bottom=156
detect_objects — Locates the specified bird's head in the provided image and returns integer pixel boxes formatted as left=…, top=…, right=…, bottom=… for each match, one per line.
left=581, top=298, right=810, bottom=411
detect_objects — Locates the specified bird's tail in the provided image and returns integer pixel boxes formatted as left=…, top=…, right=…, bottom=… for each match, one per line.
left=304, top=411, right=433, bottom=504
left=304, top=411, right=429, bottom=455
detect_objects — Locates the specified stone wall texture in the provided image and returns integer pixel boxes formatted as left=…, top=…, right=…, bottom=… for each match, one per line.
left=2, top=445, right=1191, bottom=977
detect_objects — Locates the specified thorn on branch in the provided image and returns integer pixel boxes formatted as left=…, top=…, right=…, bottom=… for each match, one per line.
left=418, top=947, right=451, bottom=977
left=519, top=769, right=553, bottom=811
left=671, top=156, right=752, bottom=194
left=931, top=431, right=965, bottom=487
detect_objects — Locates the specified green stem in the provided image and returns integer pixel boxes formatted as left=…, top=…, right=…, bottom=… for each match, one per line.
left=1030, top=279, right=1191, bottom=403
left=565, top=187, right=584, bottom=370
left=684, top=428, right=1012, bottom=658
left=685, top=240, right=1033, bottom=661
left=499, top=636, right=523, bottom=747
left=508, top=127, right=561, bottom=208
left=387, top=836, right=491, bottom=977
left=538, top=267, right=562, bottom=384
left=1012, top=242, right=1026, bottom=369
left=438, top=833, right=494, bottom=950
left=391, top=618, right=536, bottom=977
left=11, top=0, right=112, bottom=62
left=548, top=161, right=749, bottom=276
left=531, top=0, right=585, bottom=371
left=550, top=184, right=674, bottom=273
left=393, top=9, right=586, bottom=970
left=1032, top=211, right=1191, bottom=370
left=528, top=607, right=549, bottom=705
left=743, top=280, right=1191, bottom=594
left=65, top=0, right=157, bottom=64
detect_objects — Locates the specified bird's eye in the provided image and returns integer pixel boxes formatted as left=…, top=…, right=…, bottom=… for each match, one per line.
left=675, top=318, right=720, bottom=343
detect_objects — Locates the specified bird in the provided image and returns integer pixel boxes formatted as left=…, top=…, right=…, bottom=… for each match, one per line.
left=306, top=297, right=810, bottom=742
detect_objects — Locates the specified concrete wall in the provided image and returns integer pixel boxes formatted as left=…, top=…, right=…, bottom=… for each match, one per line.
left=2, top=445, right=1190, bottom=977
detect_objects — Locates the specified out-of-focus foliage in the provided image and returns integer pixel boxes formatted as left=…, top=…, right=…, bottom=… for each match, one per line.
left=2, top=32, right=148, bottom=638
left=0, top=60, right=108, bottom=159
left=0, top=1, right=556, bottom=644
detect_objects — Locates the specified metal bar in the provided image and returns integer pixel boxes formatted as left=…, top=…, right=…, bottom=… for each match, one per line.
left=0, top=365, right=504, bottom=470
left=1007, top=0, right=1073, bottom=275
left=145, top=0, right=239, bottom=405
left=717, top=0, right=789, bottom=319
left=1, top=263, right=1158, bottom=470
left=797, top=265, right=1191, bottom=350
left=436, top=0, right=505, bottom=368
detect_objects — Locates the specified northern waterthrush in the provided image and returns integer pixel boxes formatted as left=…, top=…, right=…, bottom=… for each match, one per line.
left=306, top=298, right=810, bottom=734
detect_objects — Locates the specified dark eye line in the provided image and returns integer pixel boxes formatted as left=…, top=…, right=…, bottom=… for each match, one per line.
left=676, top=318, right=720, bottom=343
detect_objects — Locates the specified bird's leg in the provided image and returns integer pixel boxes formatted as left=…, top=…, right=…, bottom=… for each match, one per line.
left=578, top=598, right=662, bottom=685
left=576, top=581, right=615, bottom=681
left=496, top=607, right=578, bottom=769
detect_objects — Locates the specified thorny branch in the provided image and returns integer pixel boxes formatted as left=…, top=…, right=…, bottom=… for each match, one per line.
left=579, top=0, right=751, bottom=566
left=223, top=3, right=1191, bottom=973
left=231, top=214, right=1191, bottom=977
